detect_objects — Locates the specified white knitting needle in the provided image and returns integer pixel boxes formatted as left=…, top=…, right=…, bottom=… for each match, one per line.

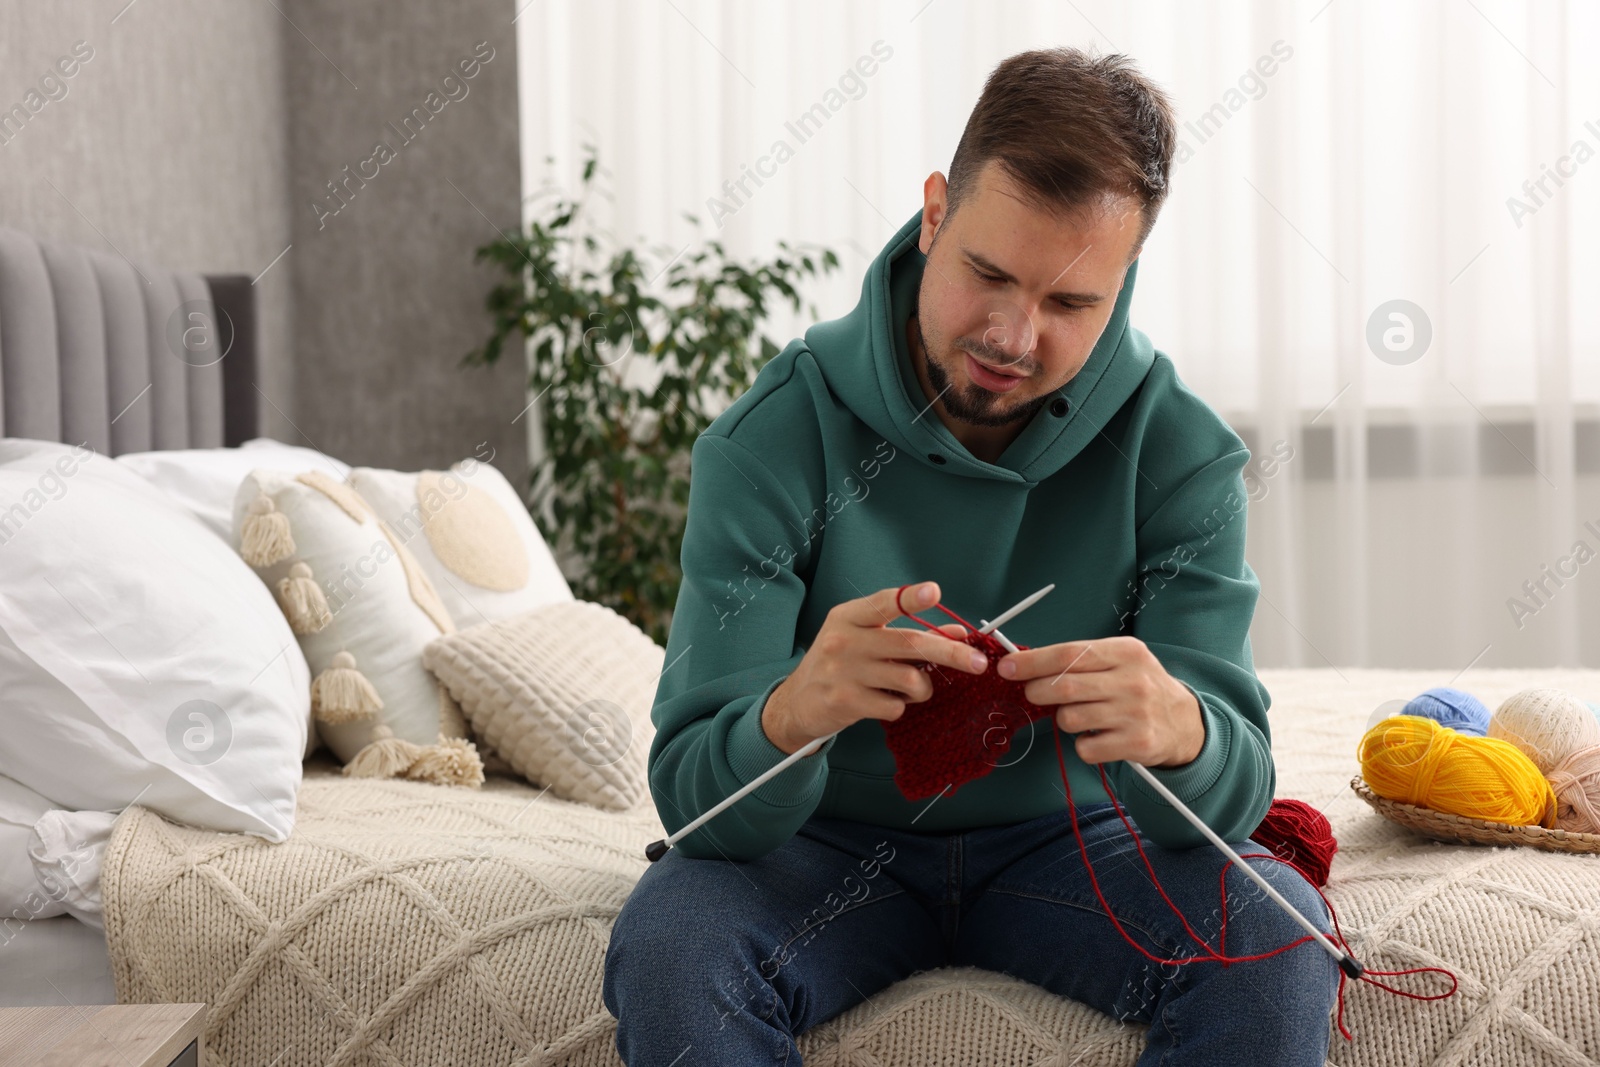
left=977, top=583, right=1054, bottom=638
left=983, top=617, right=1364, bottom=979
left=979, top=623, right=1021, bottom=653
left=645, top=585, right=1056, bottom=863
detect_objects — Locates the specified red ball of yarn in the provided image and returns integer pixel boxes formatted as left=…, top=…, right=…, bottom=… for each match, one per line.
left=1248, top=799, right=1338, bottom=887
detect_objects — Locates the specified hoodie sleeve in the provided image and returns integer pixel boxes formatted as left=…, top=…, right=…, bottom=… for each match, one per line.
left=646, top=432, right=838, bottom=863
left=1103, top=446, right=1276, bottom=848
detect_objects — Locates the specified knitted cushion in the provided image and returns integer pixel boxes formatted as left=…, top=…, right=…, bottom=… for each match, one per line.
left=422, top=601, right=665, bottom=811
left=882, top=628, right=1049, bottom=801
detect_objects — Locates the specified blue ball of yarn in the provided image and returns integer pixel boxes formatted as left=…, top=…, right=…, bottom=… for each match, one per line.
left=1589, top=700, right=1600, bottom=723
left=1403, top=686, right=1491, bottom=735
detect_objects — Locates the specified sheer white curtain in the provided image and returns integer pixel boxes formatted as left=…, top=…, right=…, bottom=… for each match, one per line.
left=516, top=0, right=1600, bottom=669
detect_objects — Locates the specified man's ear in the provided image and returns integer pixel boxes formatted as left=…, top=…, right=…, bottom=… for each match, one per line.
left=919, top=171, right=949, bottom=254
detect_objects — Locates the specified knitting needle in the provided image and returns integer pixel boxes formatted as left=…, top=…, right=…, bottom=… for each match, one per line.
left=979, top=623, right=1021, bottom=654
left=1122, top=760, right=1363, bottom=978
left=646, top=735, right=831, bottom=862
left=977, top=584, right=1054, bottom=639
left=984, top=617, right=1365, bottom=980
left=645, top=585, right=1058, bottom=862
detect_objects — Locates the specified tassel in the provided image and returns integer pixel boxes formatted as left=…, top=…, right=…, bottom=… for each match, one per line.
left=277, top=562, right=332, bottom=634
left=312, top=651, right=383, bottom=723
left=240, top=492, right=294, bottom=566
left=342, top=722, right=424, bottom=779
left=404, top=735, right=486, bottom=789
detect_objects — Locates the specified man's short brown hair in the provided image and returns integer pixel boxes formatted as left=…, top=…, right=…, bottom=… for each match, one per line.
left=946, top=47, right=1177, bottom=259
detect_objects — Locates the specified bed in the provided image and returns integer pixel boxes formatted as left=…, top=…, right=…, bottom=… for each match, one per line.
left=97, top=670, right=1600, bottom=1067
left=5, top=225, right=1600, bottom=1066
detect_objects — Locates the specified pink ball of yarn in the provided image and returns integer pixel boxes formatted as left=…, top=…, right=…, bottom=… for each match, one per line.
left=1548, top=744, right=1600, bottom=834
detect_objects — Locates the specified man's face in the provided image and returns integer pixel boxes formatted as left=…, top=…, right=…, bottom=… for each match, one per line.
left=910, top=160, right=1144, bottom=429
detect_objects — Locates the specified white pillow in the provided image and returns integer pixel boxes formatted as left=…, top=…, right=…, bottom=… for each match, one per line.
left=29, top=807, right=116, bottom=929
left=114, top=439, right=328, bottom=758
left=0, top=439, right=312, bottom=841
left=0, top=775, right=114, bottom=929
left=347, top=456, right=572, bottom=628
left=0, top=774, right=67, bottom=923
left=117, top=437, right=350, bottom=541
left=231, top=467, right=483, bottom=787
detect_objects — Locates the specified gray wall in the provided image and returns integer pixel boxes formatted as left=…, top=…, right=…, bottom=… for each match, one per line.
left=0, top=0, right=295, bottom=441
left=0, top=0, right=527, bottom=488
left=281, top=0, right=528, bottom=488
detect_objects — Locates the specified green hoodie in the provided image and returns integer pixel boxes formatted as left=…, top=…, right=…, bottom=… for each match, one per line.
left=647, top=207, right=1274, bottom=862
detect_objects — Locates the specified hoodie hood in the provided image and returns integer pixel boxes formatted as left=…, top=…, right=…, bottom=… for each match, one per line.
left=804, top=207, right=1154, bottom=486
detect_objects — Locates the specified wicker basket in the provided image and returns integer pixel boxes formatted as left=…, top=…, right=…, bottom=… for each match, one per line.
left=1350, top=775, right=1600, bottom=855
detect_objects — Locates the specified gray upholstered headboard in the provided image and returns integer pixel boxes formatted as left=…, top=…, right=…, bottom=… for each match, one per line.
left=0, top=227, right=258, bottom=454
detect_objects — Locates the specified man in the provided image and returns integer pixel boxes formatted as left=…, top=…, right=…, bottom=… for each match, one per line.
left=604, top=47, right=1338, bottom=1065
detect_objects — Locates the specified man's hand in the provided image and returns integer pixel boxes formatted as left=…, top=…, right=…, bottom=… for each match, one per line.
left=762, top=581, right=987, bottom=757
left=997, top=636, right=1204, bottom=768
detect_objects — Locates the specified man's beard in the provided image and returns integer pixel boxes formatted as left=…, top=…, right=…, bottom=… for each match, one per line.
left=910, top=298, right=1052, bottom=429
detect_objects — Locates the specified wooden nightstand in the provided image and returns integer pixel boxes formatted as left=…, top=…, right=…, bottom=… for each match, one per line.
left=0, top=1004, right=205, bottom=1067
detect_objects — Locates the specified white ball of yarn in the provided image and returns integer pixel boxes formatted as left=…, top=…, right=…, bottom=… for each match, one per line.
left=1488, top=688, right=1600, bottom=774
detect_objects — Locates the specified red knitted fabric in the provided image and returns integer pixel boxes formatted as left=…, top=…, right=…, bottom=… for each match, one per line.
left=881, top=589, right=1053, bottom=801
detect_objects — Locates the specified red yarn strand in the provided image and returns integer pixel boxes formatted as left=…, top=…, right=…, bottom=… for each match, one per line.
left=1060, top=734, right=1458, bottom=1040
left=894, top=585, right=991, bottom=643
left=894, top=588, right=1459, bottom=1043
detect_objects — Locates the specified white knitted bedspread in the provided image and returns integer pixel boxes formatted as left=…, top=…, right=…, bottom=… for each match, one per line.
left=104, top=668, right=1600, bottom=1067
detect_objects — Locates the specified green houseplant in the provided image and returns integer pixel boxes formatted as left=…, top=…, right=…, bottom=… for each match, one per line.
left=465, top=148, right=841, bottom=645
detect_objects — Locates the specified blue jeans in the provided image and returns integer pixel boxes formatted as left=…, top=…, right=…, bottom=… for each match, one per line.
left=603, top=802, right=1339, bottom=1066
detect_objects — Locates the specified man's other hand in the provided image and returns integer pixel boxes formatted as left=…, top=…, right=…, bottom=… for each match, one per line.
left=998, top=636, right=1205, bottom=768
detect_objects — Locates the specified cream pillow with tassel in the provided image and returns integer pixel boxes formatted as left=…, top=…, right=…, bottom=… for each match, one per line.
left=233, top=469, right=483, bottom=788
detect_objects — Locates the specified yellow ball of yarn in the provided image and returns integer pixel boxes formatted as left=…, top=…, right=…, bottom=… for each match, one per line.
left=1359, top=715, right=1556, bottom=828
